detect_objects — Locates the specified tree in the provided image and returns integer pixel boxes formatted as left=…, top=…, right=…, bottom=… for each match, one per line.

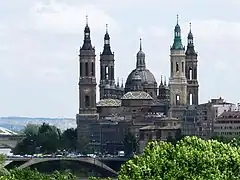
left=37, top=123, right=61, bottom=153
left=123, top=132, right=137, bottom=156
left=23, top=124, right=40, bottom=136
left=118, top=136, right=240, bottom=180
left=13, top=123, right=62, bottom=155
left=61, top=128, right=78, bottom=152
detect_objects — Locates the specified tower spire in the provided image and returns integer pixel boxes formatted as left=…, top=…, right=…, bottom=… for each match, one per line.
left=102, top=23, right=112, bottom=55
left=171, top=15, right=184, bottom=50
left=140, top=38, right=142, bottom=51
left=160, top=75, right=163, bottom=85
left=136, top=38, right=146, bottom=69
left=164, top=76, right=167, bottom=86
left=186, top=22, right=196, bottom=55
left=81, top=15, right=92, bottom=50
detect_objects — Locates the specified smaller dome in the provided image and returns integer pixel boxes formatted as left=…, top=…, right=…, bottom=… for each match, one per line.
left=105, top=83, right=110, bottom=89
left=137, top=50, right=145, bottom=58
left=97, top=99, right=121, bottom=107
left=121, top=91, right=153, bottom=100
left=110, top=84, right=115, bottom=89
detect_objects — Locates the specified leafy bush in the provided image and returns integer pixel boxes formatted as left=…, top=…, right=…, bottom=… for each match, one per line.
left=0, top=169, right=76, bottom=180
left=118, top=136, right=240, bottom=180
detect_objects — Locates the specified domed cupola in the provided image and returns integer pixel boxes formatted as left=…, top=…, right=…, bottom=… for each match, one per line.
left=125, top=38, right=157, bottom=98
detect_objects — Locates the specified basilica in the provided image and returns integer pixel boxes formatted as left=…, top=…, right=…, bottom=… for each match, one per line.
left=76, top=16, right=199, bottom=153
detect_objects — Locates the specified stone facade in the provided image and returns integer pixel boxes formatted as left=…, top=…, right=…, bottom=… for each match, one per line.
left=76, top=16, right=204, bottom=152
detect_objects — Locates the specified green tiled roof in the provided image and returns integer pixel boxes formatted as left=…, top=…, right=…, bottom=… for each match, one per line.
left=121, top=91, right=153, bottom=100
left=97, top=99, right=121, bottom=107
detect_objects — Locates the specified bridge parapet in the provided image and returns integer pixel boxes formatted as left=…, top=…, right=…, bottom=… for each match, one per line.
left=7, top=157, right=117, bottom=176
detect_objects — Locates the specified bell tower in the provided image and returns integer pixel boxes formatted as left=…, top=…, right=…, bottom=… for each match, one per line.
left=185, top=23, right=199, bottom=105
left=76, top=16, right=98, bottom=122
left=169, top=15, right=188, bottom=106
left=99, top=24, right=116, bottom=99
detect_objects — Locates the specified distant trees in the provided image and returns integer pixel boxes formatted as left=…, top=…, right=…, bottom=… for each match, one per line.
left=13, top=123, right=79, bottom=155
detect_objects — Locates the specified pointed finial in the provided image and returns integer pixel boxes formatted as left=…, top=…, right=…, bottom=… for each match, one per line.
left=117, top=77, right=119, bottom=86
left=140, top=38, right=142, bottom=51
left=121, top=78, right=124, bottom=87
left=189, top=22, right=192, bottom=32
left=86, top=15, right=88, bottom=25
left=106, top=24, right=108, bottom=33
left=164, top=76, right=167, bottom=86
left=160, top=75, right=163, bottom=84
left=177, top=14, right=179, bottom=24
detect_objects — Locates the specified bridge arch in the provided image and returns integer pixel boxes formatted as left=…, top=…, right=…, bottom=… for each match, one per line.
left=18, top=157, right=117, bottom=176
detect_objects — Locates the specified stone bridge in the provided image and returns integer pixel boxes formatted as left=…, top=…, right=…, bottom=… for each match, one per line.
left=5, top=157, right=129, bottom=176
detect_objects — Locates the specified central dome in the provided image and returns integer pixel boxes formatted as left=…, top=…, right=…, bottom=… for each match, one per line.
left=125, top=68, right=157, bottom=87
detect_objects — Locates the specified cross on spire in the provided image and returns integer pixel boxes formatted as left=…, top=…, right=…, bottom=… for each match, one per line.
left=106, top=24, right=108, bottom=33
left=177, top=14, right=179, bottom=24
left=86, top=15, right=88, bottom=25
left=189, top=22, right=192, bottom=32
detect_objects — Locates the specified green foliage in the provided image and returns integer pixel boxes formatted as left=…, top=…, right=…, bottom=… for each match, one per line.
left=123, top=132, right=137, bottom=156
left=61, top=128, right=78, bottom=151
left=118, top=136, right=240, bottom=180
left=13, top=123, right=80, bottom=155
left=88, top=177, right=112, bottom=180
left=24, top=124, right=40, bottom=136
left=0, top=169, right=76, bottom=180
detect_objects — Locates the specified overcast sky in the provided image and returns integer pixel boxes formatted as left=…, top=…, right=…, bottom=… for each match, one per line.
left=0, top=0, right=239, bottom=118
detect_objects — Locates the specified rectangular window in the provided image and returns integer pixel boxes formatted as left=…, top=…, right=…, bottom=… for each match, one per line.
left=182, top=62, right=184, bottom=73
left=85, top=62, right=88, bottom=76
left=91, top=62, right=95, bottom=76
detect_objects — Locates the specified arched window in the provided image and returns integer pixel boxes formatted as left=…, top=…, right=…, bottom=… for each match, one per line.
left=176, top=95, right=180, bottom=105
left=80, top=62, right=83, bottom=77
left=105, top=66, right=108, bottom=79
left=189, top=68, right=193, bottom=80
left=189, top=93, right=193, bottom=105
left=85, top=95, right=90, bottom=107
left=91, top=62, right=95, bottom=76
left=182, top=62, right=184, bottom=73
left=176, top=62, right=179, bottom=72
left=85, top=62, right=88, bottom=76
